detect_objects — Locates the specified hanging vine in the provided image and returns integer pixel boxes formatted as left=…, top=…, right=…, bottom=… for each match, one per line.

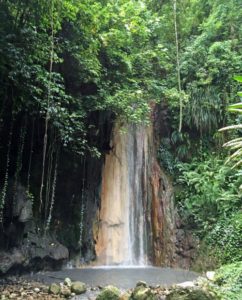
left=45, top=145, right=59, bottom=232
left=173, top=0, right=183, bottom=132
left=0, top=120, right=14, bottom=224
left=45, top=130, right=55, bottom=221
left=79, top=157, right=86, bottom=248
left=27, top=118, right=35, bottom=192
left=39, top=0, right=55, bottom=213
left=12, top=117, right=27, bottom=211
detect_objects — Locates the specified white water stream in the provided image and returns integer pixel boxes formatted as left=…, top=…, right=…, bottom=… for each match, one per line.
left=95, top=123, right=151, bottom=265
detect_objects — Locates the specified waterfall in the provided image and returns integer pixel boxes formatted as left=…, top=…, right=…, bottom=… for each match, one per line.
left=95, top=123, right=151, bottom=266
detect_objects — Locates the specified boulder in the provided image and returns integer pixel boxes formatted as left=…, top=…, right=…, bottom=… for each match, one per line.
left=131, top=285, right=155, bottom=300
left=61, top=285, right=72, bottom=297
left=0, top=231, right=69, bottom=275
left=119, top=292, right=131, bottom=300
left=136, top=281, right=147, bottom=287
left=25, top=232, right=69, bottom=261
left=0, top=249, right=25, bottom=274
left=34, top=287, right=40, bottom=293
left=166, top=287, right=215, bottom=300
left=49, top=283, right=61, bottom=295
left=206, top=271, right=215, bottom=281
left=64, top=277, right=72, bottom=287
left=71, top=281, right=87, bottom=295
left=96, top=285, right=121, bottom=300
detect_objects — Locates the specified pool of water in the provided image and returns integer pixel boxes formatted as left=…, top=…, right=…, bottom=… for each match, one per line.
left=28, top=266, right=199, bottom=289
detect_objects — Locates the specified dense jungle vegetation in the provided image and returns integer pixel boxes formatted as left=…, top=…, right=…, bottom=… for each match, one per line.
left=0, top=0, right=242, bottom=298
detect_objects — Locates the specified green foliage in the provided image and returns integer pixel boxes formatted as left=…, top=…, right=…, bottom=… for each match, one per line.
left=185, top=86, right=223, bottom=136
left=206, top=212, right=242, bottom=264
left=158, top=138, right=177, bottom=173
left=0, top=0, right=241, bottom=275
left=0, top=0, right=166, bottom=157
left=176, top=154, right=242, bottom=236
left=158, top=132, right=192, bottom=173
left=156, top=1, right=242, bottom=213
left=219, top=76, right=242, bottom=169
left=208, top=262, right=242, bottom=300
left=153, top=0, right=242, bottom=134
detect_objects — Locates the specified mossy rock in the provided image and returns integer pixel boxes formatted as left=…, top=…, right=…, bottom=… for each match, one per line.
left=119, top=291, right=131, bottom=300
left=166, top=287, right=215, bottom=300
left=49, top=283, right=61, bottom=295
left=131, top=285, right=156, bottom=300
left=96, top=285, right=121, bottom=300
left=71, top=281, right=87, bottom=295
left=64, top=277, right=72, bottom=287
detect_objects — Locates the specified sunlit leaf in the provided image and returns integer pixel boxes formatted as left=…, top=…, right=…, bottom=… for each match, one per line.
left=234, top=75, right=242, bottom=82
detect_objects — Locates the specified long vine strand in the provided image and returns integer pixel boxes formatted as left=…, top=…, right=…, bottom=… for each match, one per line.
left=45, top=131, right=55, bottom=221
left=173, top=0, right=183, bottom=132
left=79, top=157, right=86, bottom=248
left=39, top=0, right=54, bottom=212
left=27, top=118, right=35, bottom=192
left=12, top=117, right=27, bottom=209
left=45, top=145, right=59, bottom=232
left=0, top=120, right=14, bottom=224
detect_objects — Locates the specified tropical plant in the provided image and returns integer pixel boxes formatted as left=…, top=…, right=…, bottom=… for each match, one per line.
left=176, top=154, right=242, bottom=236
left=219, top=76, right=242, bottom=169
left=207, top=262, right=242, bottom=300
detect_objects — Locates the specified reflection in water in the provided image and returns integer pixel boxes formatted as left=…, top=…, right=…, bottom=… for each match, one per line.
left=32, top=267, right=199, bottom=289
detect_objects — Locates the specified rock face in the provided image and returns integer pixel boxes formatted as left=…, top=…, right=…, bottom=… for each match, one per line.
left=0, top=249, right=25, bottom=274
left=96, top=285, right=121, bottom=300
left=0, top=180, right=69, bottom=276
left=23, top=232, right=69, bottom=262
left=95, top=116, right=177, bottom=266
left=94, top=105, right=199, bottom=268
left=13, top=184, right=33, bottom=223
left=0, top=112, right=114, bottom=271
left=150, top=164, right=176, bottom=266
left=174, top=217, right=199, bottom=269
left=0, top=233, right=69, bottom=275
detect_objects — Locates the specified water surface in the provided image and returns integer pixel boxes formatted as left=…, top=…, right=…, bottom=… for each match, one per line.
left=30, top=266, right=199, bottom=289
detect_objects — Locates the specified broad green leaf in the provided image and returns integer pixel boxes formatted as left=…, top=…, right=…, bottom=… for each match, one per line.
left=227, top=108, right=242, bottom=114
left=228, top=103, right=242, bottom=109
left=234, top=75, right=242, bottom=82
left=219, top=124, right=242, bottom=131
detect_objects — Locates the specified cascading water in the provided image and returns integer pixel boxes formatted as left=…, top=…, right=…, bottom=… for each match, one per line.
left=95, top=123, right=151, bottom=266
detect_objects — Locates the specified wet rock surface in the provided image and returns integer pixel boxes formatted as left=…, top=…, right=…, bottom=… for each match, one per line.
left=0, top=277, right=98, bottom=300
left=166, top=287, right=215, bottom=300
left=0, top=269, right=217, bottom=300
left=0, top=278, right=64, bottom=299
left=71, top=281, right=87, bottom=295
left=0, top=235, right=69, bottom=276
left=174, top=216, right=199, bottom=269
left=96, top=285, right=121, bottom=300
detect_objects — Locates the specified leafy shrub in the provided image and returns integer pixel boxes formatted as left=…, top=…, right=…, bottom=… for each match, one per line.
left=208, top=262, right=242, bottom=300
left=206, top=212, right=242, bottom=264
left=176, top=154, right=242, bottom=236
